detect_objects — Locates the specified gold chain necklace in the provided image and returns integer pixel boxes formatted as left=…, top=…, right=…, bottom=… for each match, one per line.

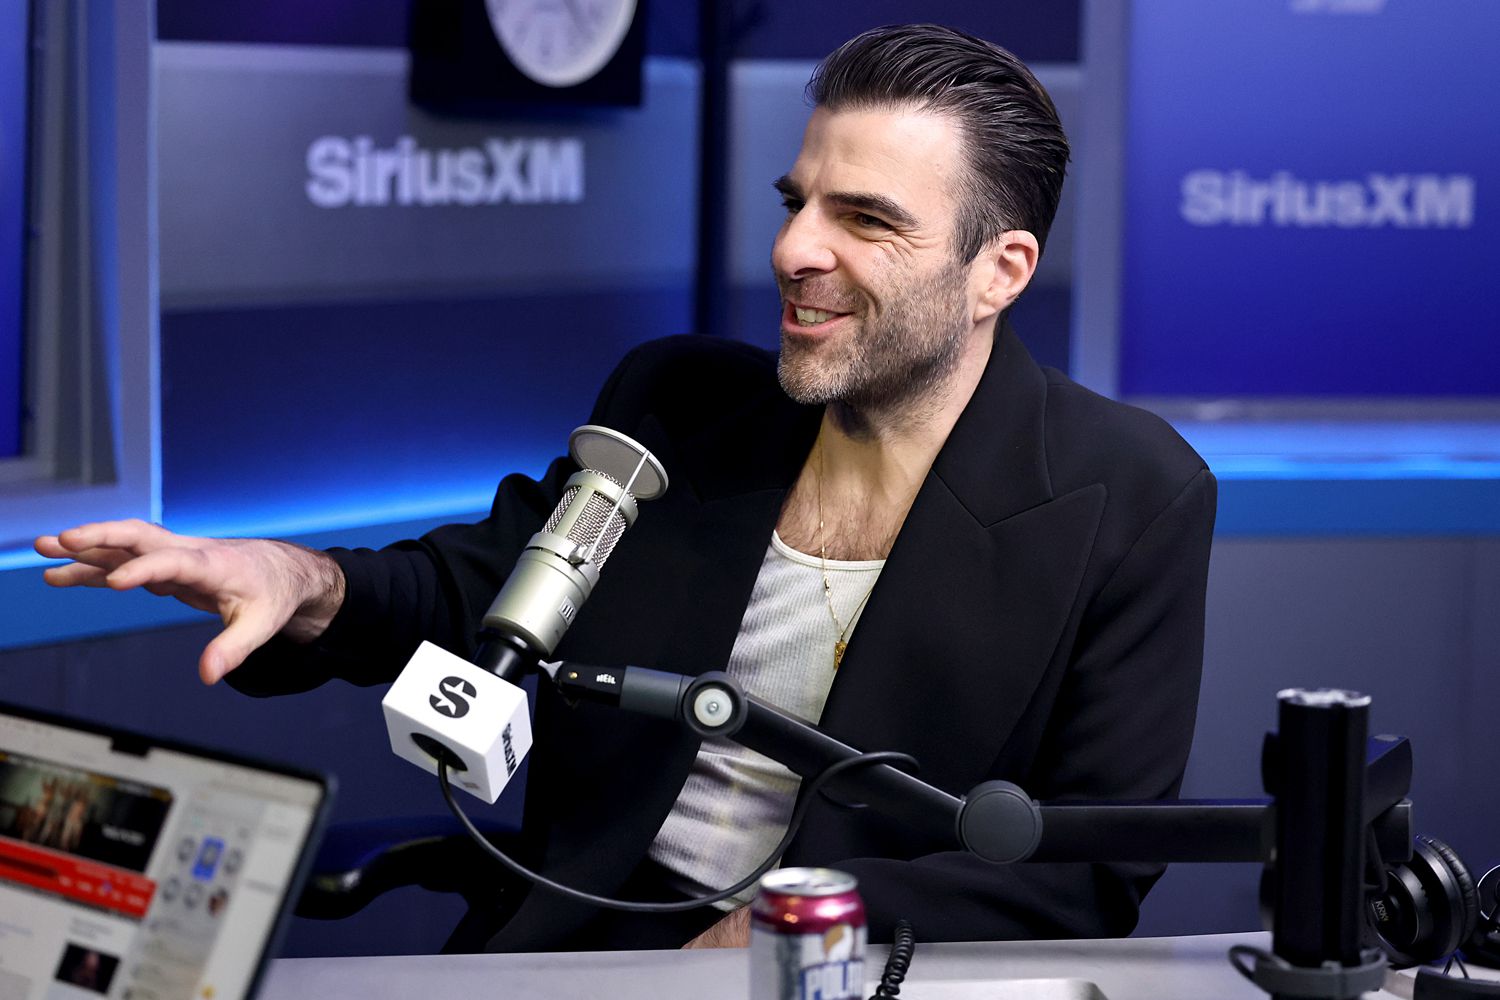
left=817, top=443, right=880, bottom=671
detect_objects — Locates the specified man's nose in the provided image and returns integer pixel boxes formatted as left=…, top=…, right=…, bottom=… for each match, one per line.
left=772, top=208, right=837, bottom=280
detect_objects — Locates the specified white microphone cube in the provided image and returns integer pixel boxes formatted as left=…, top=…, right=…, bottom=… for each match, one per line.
left=382, top=641, right=533, bottom=803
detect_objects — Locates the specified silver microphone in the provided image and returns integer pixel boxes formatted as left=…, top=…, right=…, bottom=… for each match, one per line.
left=382, top=425, right=668, bottom=802
left=481, top=425, right=668, bottom=659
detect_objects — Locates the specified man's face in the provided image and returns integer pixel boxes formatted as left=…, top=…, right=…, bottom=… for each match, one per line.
left=771, top=105, right=983, bottom=413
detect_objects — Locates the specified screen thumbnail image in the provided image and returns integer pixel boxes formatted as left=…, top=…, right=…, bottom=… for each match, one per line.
left=0, top=753, right=172, bottom=871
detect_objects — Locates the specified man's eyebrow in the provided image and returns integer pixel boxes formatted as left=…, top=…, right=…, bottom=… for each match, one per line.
left=826, top=191, right=918, bottom=229
left=771, top=176, right=918, bottom=229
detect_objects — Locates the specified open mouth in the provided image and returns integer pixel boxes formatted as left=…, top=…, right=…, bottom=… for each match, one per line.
left=784, top=301, right=851, bottom=331
left=795, top=306, right=837, bottom=326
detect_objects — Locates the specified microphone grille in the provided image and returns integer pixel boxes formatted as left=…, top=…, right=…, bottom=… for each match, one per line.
left=545, top=474, right=632, bottom=569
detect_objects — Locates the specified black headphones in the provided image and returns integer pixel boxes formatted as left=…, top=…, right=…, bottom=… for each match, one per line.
left=1367, top=836, right=1500, bottom=997
left=1467, top=865, right=1500, bottom=969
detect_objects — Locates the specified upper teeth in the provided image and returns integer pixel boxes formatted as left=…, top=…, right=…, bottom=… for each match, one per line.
left=795, top=307, right=834, bottom=325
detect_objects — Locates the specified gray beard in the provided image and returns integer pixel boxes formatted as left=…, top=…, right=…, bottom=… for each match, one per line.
left=776, top=265, right=972, bottom=419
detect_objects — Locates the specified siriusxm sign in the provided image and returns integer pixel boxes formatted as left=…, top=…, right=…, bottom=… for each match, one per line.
left=306, top=135, right=585, bottom=208
left=1180, top=171, right=1475, bottom=229
left=156, top=46, right=696, bottom=307
left=1119, top=0, right=1500, bottom=397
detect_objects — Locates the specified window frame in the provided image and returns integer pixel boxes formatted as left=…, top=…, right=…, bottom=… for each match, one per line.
left=0, top=0, right=158, bottom=555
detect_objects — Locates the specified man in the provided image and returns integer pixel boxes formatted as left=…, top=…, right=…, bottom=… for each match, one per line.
left=36, top=25, right=1215, bottom=951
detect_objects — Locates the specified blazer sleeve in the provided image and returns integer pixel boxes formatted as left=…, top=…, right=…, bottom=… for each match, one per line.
left=226, top=343, right=657, bottom=697
left=829, top=467, right=1218, bottom=941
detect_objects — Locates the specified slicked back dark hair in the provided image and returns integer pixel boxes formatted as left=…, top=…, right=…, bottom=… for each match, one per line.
left=808, top=23, right=1070, bottom=262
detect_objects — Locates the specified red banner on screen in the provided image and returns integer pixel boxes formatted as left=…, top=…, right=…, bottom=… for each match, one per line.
left=0, top=836, right=156, bottom=919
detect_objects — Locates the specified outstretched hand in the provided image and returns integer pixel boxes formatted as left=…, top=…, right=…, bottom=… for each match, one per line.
left=35, top=519, right=345, bottom=684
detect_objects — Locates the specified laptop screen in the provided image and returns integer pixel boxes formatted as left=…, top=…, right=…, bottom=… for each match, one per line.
left=0, top=702, right=332, bottom=1000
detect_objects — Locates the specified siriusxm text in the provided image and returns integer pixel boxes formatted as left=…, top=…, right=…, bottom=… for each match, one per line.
left=306, top=135, right=584, bottom=208
left=1180, top=170, right=1474, bottom=229
left=501, top=723, right=518, bottom=777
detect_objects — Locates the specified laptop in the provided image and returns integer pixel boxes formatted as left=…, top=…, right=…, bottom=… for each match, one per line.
left=0, top=700, right=334, bottom=1000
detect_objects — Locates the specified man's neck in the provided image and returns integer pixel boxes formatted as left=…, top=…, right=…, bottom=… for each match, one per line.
left=779, top=326, right=995, bottom=561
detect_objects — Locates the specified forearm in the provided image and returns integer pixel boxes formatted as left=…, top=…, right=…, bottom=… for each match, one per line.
left=229, top=515, right=532, bottom=695
left=227, top=542, right=449, bottom=695
left=269, top=541, right=346, bottom=643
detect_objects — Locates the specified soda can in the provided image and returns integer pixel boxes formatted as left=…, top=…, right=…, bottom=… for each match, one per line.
left=749, top=867, right=866, bottom=1000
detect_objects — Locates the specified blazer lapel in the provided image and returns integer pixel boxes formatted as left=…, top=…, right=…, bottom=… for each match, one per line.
left=558, top=391, right=820, bottom=677
left=814, top=323, right=1105, bottom=796
left=644, top=385, right=824, bottom=674
left=516, top=385, right=821, bottom=881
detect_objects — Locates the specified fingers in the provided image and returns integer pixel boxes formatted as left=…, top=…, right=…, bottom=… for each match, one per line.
left=37, top=521, right=201, bottom=589
left=39, top=521, right=227, bottom=606
left=35, top=523, right=300, bottom=684
left=34, top=535, right=68, bottom=558
left=51, top=519, right=193, bottom=556
left=41, top=563, right=113, bottom=589
left=102, top=546, right=217, bottom=592
left=40, top=541, right=227, bottom=615
left=101, top=548, right=247, bottom=620
left=200, top=601, right=287, bottom=684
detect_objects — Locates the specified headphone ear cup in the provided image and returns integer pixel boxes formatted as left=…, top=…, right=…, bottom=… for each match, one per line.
left=1463, top=865, right=1500, bottom=970
left=1373, top=835, right=1478, bottom=968
left=1428, top=838, right=1481, bottom=948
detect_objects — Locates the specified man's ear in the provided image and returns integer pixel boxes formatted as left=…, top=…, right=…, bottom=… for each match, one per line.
left=971, top=230, right=1040, bottom=323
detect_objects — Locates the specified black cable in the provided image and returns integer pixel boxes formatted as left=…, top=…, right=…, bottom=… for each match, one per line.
left=438, top=749, right=918, bottom=914
left=1227, top=944, right=1273, bottom=984
left=870, top=918, right=915, bottom=999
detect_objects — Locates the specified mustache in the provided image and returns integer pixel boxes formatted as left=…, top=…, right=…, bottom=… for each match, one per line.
left=776, top=275, right=861, bottom=313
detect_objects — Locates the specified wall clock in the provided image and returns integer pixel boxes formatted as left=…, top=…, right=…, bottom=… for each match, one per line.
left=485, top=0, right=639, bottom=88
left=408, top=0, right=646, bottom=111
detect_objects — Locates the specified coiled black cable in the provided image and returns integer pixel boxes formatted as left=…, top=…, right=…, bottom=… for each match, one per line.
left=870, top=919, right=916, bottom=999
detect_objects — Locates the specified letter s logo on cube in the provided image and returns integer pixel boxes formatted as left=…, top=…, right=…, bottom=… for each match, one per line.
left=430, top=676, right=477, bottom=718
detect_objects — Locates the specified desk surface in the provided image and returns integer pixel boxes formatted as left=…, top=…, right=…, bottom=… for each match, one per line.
left=258, top=932, right=1447, bottom=1000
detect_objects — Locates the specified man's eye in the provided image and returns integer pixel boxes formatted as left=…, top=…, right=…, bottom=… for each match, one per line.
left=854, top=213, right=888, bottom=229
left=781, top=198, right=804, bottom=214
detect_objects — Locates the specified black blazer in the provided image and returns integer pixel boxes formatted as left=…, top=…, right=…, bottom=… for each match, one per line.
left=235, top=324, right=1217, bottom=949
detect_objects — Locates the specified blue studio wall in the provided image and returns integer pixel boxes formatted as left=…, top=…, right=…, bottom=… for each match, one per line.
left=2, top=0, right=1498, bottom=959
left=1121, top=0, right=1499, bottom=397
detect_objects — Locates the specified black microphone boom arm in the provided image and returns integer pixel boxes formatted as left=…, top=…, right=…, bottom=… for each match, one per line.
left=542, top=661, right=1414, bottom=868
